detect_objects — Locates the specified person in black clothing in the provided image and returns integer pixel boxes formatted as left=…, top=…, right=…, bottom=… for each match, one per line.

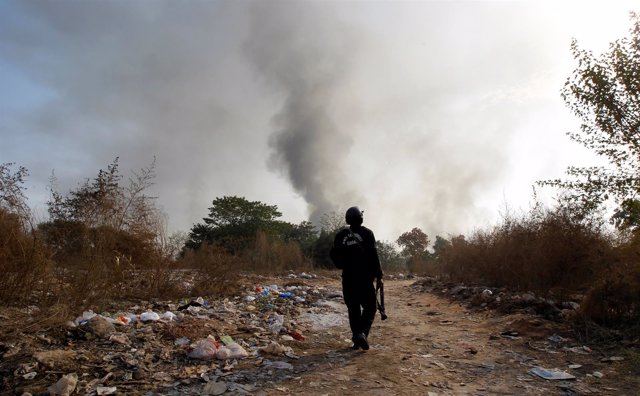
left=330, top=206, right=383, bottom=350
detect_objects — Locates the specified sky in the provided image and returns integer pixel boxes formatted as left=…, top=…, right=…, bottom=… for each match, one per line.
left=0, top=0, right=637, bottom=243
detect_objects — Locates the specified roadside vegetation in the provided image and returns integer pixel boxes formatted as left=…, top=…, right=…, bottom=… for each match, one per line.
left=1, top=13, right=639, bottom=344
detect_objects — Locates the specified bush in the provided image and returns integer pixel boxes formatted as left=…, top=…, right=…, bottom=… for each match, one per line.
left=179, top=244, right=243, bottom=297
left=581, top=264, right=640, bottom=327
left=580, top=234, right=640, bottom=328
left=250, top=231, right=310, bottom=274
left=0, top=209, right=52, bottom=304
left=437, top=206, right=612, bottom=295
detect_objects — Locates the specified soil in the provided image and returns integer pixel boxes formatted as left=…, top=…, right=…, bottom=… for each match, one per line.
left=2, top=276, right=639, bottom=395
left=273, top=278, right=640, bottom=395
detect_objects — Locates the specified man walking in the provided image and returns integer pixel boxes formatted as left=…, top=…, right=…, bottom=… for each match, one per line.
left=330, top=206, right=383, bottom=350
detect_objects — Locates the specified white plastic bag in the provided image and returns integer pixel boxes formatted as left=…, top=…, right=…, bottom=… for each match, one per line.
left=217, top=342, right=248, bottom=360
left=268, top=314, right=284, bottom=334
left=161, top=311, right=176, bottom=321
left=140, top=311, right=160, bottom=322
left=187, top=336, right=219, bottom=360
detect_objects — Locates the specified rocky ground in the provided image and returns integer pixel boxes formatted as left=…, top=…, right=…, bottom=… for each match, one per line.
left=1, top=274, right=639, bottom=395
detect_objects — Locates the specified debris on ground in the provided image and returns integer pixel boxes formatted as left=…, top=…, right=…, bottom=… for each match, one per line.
left=0, top=272, right=348, bottom=395
left=2, top=273, right=638, bottom=395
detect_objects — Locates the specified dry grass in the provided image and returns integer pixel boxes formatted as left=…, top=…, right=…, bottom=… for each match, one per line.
left=435, top=205, right=640, bottom=336
left=177, top=231, right=313, bottom=298
left=437, top=206, right=611, bottom=296
left=0, top=210, right=52, bottom=303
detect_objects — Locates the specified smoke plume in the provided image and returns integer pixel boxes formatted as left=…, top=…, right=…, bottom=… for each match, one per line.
left=244, top=2, right=364, bottom=223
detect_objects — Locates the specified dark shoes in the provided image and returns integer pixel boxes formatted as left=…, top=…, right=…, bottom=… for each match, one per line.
left=353, top=333, right=369, bottom=350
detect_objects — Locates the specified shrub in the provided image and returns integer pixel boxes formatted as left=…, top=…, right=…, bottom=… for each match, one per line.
left=0, top=209, right=52, bottom=304
left=437, top=205, right=612, bottom=295
left=179, top=243, right=243, bottom=297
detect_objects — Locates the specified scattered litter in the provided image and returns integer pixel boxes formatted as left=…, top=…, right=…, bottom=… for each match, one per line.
left=568, top=364, right=582, bottom=369
left=268, top=314, right=284, bottom=334
left=178, top=297, right=207, bottom=311
left=187, top=336, right=220, bottom=360
left=261, top=341, right=292, bottom=355
left=529, top=367, right=576, bottom=381
left=96, top=386, right=117, bottom=395
left=264, top=360, right=293, bottom=370
left=288, top=330, right=305, bottom=341
left=500, top=330, right=520, bottom=339
left=109, top=334, right=129, bottom=345
left=216, top=342, right=249, bottom=360
left=547, top=334, right=568, bottom=344
left=162, top=311, right=177, bottom=321
left=592, top=371, right=604, bottom=378
left=139, top=311, right=160, bottom=322
left=47, top=373, right=78, bottom=396
left=203, top=381, right=227, bottom=395
left=601, top=356, right=624, bottom=362
left=564, top=346, right=592, bottom=354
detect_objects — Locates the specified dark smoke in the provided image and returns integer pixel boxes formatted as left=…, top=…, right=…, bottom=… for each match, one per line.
left=245, top=2, right=362, bottom=224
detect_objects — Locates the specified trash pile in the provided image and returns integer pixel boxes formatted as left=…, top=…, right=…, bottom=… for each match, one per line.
left=411, top=277, right=582, bottom=321
left=1, top=273, right=345, bottom=395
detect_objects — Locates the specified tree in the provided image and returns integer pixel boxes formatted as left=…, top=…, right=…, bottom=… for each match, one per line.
left=376, top=240, right=405, bottom=272
left=432, top=235, right=452, bottom=261
left=540, top=13, right=640, bottom=222
left=396, top=227, right=431, bottom=273
left=309, top=212, right=346, bottom=269
left=282, top=220, right=317, bottom=256
left=310, top=229, right=335, bottom=269
left=186, top=196, right=284, bottom=252
left=0, top=162, right=30, bottom=226
left=319, top=211, right=345, bottom=233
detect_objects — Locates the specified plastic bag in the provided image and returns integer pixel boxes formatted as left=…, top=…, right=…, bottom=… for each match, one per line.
left=260, top=341, right=291, bottom=355
left=268, top=314, right=284, bottom=334
left=140, top=311, right=160, bottom=322
left=187, top=336, right=219, bottom=360
left=216, top=342, right=248, bottom=360
left=47, top=373, right=78, bottom=396
left=161, top=311, right=176, bottom=321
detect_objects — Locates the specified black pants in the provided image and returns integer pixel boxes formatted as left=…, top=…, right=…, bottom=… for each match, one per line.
left=342, top=279, right=376, bottom=340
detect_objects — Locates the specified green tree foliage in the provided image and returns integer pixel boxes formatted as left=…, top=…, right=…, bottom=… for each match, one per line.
left=612, top=198, right=640, bottom=232
left=376, top=240, right=405, bottom=272
left=310, top=211, right=346, bottom=269
left=397, top=227, right=430, bottom=260
left=540, top=13, right=640, bottom=222
left=432, top=235, right=452, bottom=261
left=396, top=227, right=431, bottom=273
left=310, top=230, right=335, bottom=269
left=282, top=220, right=317, bottom=256
left=187, top=196, right=285, bottom=252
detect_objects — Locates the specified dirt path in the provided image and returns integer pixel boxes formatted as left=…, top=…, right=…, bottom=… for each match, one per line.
left=267, top=279, right=638, bottom=396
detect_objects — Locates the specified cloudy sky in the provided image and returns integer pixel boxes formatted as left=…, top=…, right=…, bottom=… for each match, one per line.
left=0, top=0, right=637, bottom=242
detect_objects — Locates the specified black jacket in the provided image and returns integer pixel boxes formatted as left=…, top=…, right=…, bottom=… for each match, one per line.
left=330, top=225, right=383, bottom=281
